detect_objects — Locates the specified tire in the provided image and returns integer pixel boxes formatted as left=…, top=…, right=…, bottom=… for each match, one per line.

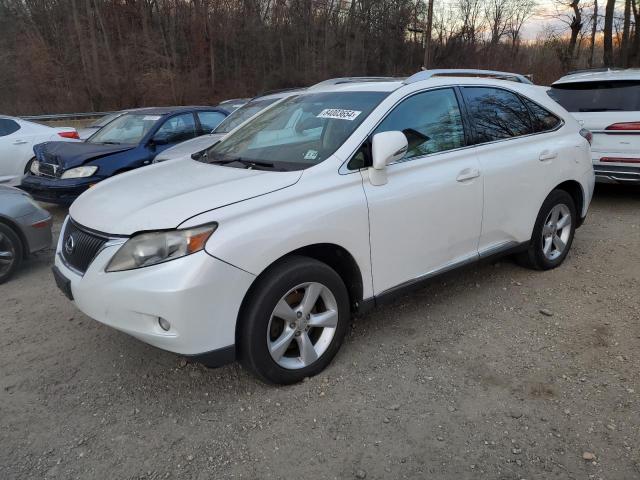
left=0, top=223, right=23, bottom=284
left=238, top=255, right=351, bottom=385
left=517, top=189, right=576, bottom=270
left=24, top=157, right=35, bottom=174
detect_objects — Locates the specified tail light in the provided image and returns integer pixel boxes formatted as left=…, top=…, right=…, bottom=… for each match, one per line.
left=58, top=131, right=80, bottom=139
left=605, top=122, right=640, bottom=132
left=579, top=128, right=593, bottom=145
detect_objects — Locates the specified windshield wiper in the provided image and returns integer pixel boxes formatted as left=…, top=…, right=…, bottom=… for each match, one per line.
left=101, top=141, right=121, bottom=145
left=210, top=157, right=275, bottom=169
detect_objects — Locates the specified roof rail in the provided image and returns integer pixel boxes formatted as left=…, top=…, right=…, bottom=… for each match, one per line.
left=565, top=67, right=627, bottom=75
left=404, top=69, right=534, bottom=85
left=256, top=87, right=306, bottom=97
left=309, top=76, right=404, bottom=89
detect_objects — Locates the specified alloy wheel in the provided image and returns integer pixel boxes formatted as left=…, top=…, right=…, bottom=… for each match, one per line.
left=267, top=282, right=339, bottom=370
left=0, top=232, right=16, bottom=277
left=541, top=204, right=572, bottom=261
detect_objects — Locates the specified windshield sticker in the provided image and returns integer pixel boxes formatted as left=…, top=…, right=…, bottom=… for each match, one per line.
left=143, top=115, right=161, bottom=121
left=317, top=109, right=362, bottom=121
left=304, top=150, right=318, bottom=160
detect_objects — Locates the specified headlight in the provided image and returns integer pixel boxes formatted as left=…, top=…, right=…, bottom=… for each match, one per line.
left=61, top=166, right=98, bottom=179
left=105, top=224, right=217, bottom=272
left=30, top=160, right=40, bottom=175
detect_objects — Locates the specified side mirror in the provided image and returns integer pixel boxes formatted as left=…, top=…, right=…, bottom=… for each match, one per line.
left=151, top=132, right=171, bottom=146
left=369, top=131, right=407, bottom=186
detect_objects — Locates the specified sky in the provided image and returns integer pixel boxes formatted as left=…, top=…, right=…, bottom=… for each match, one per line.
left=520, top=0, right=570, bottom=40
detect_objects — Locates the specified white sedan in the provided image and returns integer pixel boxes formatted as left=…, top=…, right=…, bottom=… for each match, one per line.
left=0, top=116, right=79, bottom=185
left=53, top=71, right=594, bottom=384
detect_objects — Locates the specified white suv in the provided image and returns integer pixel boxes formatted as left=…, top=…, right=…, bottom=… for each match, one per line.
left=550, top=68, right=640, bottom=184
left=52, top=71, right=595, bottom=384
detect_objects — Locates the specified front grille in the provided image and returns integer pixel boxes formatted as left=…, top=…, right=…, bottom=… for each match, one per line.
left=38, top=163, right=60, bottom=178
left=61, top=220, right=108, bottom=274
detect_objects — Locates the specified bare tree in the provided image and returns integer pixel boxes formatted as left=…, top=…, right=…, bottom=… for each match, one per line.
left=588, top=0, right=599, bottom=66
left=621, top=0, right=632, bottom=64
left=603, top=0, right=616, bottom=66
left=423, top=0, right=434, bottom=68
left=508, top=0, right=538, bottom=55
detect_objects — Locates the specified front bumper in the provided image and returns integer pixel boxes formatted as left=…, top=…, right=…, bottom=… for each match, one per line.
left=54, top=242, right=256, bottom=358
left=20, top=174, right=98, bottom=205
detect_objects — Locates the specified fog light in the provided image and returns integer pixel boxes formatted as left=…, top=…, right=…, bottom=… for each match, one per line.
left=158, top=317, right=171, bottom=331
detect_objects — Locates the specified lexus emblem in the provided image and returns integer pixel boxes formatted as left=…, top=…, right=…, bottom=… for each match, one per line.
left=65, top=235, right=76, bottom=255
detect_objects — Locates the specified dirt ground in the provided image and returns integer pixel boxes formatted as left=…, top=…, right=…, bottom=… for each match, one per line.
left=1, top=184, right=639, bottom=480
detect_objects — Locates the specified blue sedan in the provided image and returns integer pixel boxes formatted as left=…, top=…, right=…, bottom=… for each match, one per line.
left=20, top=106, right=228, bottom=205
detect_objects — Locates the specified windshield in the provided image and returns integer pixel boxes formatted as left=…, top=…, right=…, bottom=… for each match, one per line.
left=213, top=98, right=279, bottom=134
left=549, top=81, right=640, bottom=112
left=87, top=113, right=161, bottom=144
left=90, top=112, right=122, bottom=128
left=203, top=91, right=388, bottom=170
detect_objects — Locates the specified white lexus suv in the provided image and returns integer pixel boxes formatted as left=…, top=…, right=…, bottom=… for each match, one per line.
left=550, top=68, right=640, bottom=184
left=53, top=71, right=595, bottom=384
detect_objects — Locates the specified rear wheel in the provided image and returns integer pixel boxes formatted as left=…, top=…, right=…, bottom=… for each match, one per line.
left=0, top=224, right=23, bottom=284
left=517, top=189, right=576, bottom=270
left=238, top=256, right=350, bottom=384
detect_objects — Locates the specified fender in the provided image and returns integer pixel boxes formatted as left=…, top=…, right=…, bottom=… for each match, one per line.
left=180, top=160, right=375, bottom=300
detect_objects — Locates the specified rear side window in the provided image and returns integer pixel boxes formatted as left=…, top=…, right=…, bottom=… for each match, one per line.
left=0, top=119, right=20, bottom=137
left=548, top=81, right=640, bottom=112
left=374, top=88, right=465, bottom=160
left=463, top=87, right=533, bottom=143
left=197, top=111, right=227, bottom=132
left=522, top=98, right=562, bottom=132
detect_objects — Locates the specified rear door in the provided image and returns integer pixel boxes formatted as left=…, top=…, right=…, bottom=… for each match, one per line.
left=548, top=81, right=640, bottom=164
left=461, top=86, right=567, bottom=254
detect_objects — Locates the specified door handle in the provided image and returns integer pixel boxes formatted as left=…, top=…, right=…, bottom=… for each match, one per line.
left=456, top=168, right=480, bottom=182
left=12, top=140, right=28, bottom=145
left=539, top=150, right=557, bottom=161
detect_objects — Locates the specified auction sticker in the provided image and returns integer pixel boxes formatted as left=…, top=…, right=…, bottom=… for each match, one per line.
left=317, top=109, right=362, bottom=121
left=143, top=115, right=161, bottom=121
left=304, top=150, right=318, bottom=160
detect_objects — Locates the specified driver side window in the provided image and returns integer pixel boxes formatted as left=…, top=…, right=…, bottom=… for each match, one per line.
left=155, top=113, right=197, bottom=143
left=374, top=88, right=465, bottom=161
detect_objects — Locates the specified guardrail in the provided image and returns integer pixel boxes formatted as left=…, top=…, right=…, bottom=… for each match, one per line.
left=21, top=111, right=115, bottom=121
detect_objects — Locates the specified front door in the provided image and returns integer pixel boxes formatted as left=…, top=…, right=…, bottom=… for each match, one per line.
left=361, top=88, right=483, bottom=295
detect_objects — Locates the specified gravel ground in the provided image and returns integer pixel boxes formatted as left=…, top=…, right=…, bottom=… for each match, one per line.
left=1, top=184, right=639, bottom=480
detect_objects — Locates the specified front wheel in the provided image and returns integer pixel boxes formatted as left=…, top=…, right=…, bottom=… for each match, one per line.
left=517, top=189, right=576, bottom=270
left=0, top=224, right=23, bottom=284
left=238, top=256, right=350, bottom=384
left=24, top=157, right=36, bottom=174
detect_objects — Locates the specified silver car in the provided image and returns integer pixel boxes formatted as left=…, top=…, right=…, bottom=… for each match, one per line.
left=0, top=185, right=52, bottom=283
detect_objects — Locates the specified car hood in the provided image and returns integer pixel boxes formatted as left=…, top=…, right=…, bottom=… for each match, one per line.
left=70, top=158, right=303, bottom=235
left=34, top=141, right=135, bottom=169
left=155, top=134, right=224, bottom=162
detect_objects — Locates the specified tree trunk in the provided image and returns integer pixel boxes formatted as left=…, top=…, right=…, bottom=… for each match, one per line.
left=567, top=0, right=583, bottom=69
left=423, top=0, right=434, bottom=68
left=621, top=0, right=631, bottom=65
left=589, top=0, right=598, bottom=67
left=631, top=0, right=640, bottom=65
left=603, top=0, right=616, bottom=66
